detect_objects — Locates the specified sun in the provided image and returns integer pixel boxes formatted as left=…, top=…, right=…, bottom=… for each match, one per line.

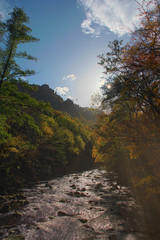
left=107, top=84, right=111, bottom=89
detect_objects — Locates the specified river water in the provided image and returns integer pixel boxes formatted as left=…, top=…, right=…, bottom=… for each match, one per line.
left=0, top=169, right=148, bottom=240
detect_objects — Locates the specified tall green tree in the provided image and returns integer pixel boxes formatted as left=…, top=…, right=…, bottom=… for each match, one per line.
left=0, top=7, right=39, bottom=88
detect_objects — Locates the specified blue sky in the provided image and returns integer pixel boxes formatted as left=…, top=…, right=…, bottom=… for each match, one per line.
left=0, top=0, right=144, bottom=107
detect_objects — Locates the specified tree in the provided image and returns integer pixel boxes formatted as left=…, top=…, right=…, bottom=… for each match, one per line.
left=0, top=7, right=39, bottom=88
left=95, top=1, right=160, bottom=233
left=99, top=0, right=160, bottom=118
left=98, top=39, right=125, bottom=108
left=122, top=0, right=160, bottom=116
left=0, top=19, right=5, bottom=41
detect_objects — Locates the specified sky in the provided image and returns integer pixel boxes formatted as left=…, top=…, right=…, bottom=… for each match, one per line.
left=0, top=0, right=146, bottom=107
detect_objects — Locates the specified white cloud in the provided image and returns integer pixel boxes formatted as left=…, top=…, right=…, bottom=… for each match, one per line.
left=81, top=18, right=95, bottom=34
left=54, top=86, right=75, bottom=102
left=77, top=0, right=151, bottom=36
left=0, top=0, right=10, bottom=20
left=66, top=95, right=75, bottom=101
left=63, top=74, right=77, bottom=81
left=54, top=86, right=69, bottom=96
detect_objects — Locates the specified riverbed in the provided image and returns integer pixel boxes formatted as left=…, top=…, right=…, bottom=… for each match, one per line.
left=0, top=169, right=148, bottom=240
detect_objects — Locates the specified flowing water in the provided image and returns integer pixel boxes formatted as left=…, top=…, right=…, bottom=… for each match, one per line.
left=0, top=169, right=147, bottom=240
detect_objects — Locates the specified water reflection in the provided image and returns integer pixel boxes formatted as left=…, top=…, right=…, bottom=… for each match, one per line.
left=0, top=169, right=148, bottom=240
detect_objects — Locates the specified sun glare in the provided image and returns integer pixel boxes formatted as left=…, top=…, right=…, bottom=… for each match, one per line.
left=107, top=84, right=111, bottom=89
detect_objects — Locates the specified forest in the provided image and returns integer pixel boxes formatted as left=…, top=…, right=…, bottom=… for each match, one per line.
left=92, top=0, right=160, bottom=234
left=0, top=7, right=94, bottom=193
left=0, top=0, right=160, bottom=238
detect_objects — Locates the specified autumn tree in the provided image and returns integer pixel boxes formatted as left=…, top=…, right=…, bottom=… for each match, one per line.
left=95, top=1, right=160, bottom=234
left=0, top=7, right=39, bottom=88
left=99, top=0, right=160, bottom=118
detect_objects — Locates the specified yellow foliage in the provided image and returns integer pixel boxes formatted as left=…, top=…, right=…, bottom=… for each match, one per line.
left=6, top=136, right=32, bottom=156
left=41, top=115, right=57, bottom=137
left=138, top=175, right=153, bottom=187
left=9, top=147, right=19, bottom=153
left=131, top=175, right=160, bottom=198
left=94, top=153, right=104, bottom=163
left=127, top=143, right=139, bottom=159
left=72, top=147, right=80, bottom=155
left=42, top=125, right=53, bottom=137
left=92, top=145, right=98, bottom=159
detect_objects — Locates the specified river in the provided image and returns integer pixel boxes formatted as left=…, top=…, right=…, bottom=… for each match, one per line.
left=0, top=169, right=148, bottom=240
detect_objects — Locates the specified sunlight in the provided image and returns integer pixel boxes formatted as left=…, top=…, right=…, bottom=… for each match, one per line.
left=107, top=83, right=112, bottom=89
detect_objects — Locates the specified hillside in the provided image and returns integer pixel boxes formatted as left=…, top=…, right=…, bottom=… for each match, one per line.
left=24, top=84, right=100, bottom=121
left=0, top=81, right=95, bottom=193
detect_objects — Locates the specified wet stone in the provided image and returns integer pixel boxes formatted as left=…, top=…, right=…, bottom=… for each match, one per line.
left=70, top=184, right=76, bottom=189
left=79, top=218, right=88, bottom=223
left=88, top=200, right=99, bottom=205
left=34, top=207, right=39, bottom=210
left=59, top=198, right=68, bottom=203
left=57, top=211, right=73, bottom=217
left=73, top=176, right=79, bottom=180
left=26, top=223, right=37, bottom=229
left=37, top=218, right=46, bottom=222
left=95, top=183, right=103, bottom=189
left=67, top=191, right=88, bottom=197
left=8, top=228, right=21, bottom=235
left=84, top=224, right=94, bottom=231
